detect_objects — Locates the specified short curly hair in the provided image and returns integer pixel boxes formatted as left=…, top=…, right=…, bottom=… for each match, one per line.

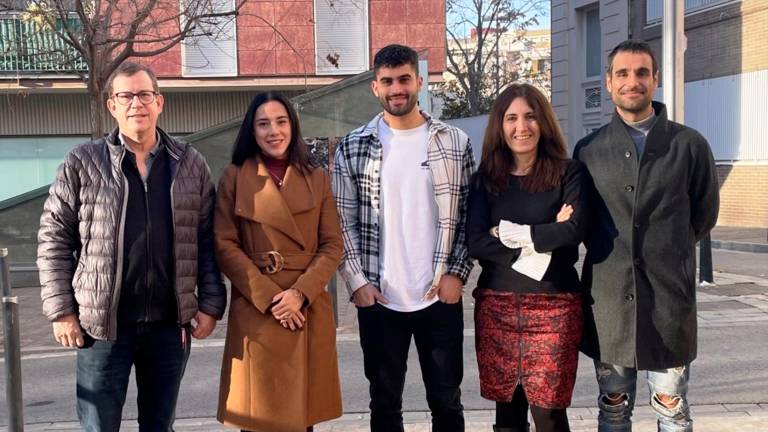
left=373, top=44, right=419, bottom=76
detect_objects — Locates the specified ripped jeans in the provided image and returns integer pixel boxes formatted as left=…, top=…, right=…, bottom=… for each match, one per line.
left=594, top=361, right=692, bottom=432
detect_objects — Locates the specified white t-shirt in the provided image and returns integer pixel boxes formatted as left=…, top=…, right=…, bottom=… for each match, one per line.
left=378, top=118, right=439, bottom=312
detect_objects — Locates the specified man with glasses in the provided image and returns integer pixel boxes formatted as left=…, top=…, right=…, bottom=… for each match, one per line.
left=38, top=62, right=225, bottom=431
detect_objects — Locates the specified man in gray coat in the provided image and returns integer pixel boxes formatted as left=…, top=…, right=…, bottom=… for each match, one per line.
left=37, top=62, right=226, bottom=431
left=574, top=40, right=719, bottom=432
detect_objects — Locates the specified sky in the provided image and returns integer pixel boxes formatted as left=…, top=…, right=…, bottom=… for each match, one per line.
left=531, top=1, right=552, bottom=30
left=447, top=0, right=552, bottom=37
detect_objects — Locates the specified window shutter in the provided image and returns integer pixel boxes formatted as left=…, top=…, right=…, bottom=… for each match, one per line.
left=182, top=0, right=237, bottom=77
left=314, top=0, right=369, bottom=75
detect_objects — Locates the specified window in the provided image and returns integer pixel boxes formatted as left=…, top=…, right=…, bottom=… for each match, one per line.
left=585, top=86, right=601, bottom=110
left=315, top=0, right=369, bottom=74
left=0, top=136, right=86, bottom=202
left=584, top=8, right=601, bottom=78
left=646, top=0, right=739, bottom=24
left=181, top=0, right=238, bottom=77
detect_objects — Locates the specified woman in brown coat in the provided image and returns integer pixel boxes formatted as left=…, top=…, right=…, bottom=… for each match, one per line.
left=215, top=91, right=343, bottom=432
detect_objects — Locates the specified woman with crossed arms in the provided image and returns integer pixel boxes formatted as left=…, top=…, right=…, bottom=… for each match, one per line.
left=467, top=83, right=589, bottom=432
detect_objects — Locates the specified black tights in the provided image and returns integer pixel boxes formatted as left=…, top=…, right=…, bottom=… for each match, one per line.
left=496, top=385, right=570, bottom=432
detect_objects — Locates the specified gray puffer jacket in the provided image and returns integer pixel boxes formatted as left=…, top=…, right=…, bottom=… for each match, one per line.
left=37, top=128, right=226, bottom=340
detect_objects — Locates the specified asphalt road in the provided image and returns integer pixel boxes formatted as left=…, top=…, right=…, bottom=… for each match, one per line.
left=709, top=248, right=767, bottom=279
left=2, top=321, right=766, bottom=426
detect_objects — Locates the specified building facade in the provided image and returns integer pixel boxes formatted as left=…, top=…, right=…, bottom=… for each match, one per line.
left=551, top=0, right=767, bottom=227
left=0, top=0, right=447, bottom=201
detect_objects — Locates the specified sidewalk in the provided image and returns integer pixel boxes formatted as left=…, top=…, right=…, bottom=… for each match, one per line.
left=20, top=405, right=768, bottom=431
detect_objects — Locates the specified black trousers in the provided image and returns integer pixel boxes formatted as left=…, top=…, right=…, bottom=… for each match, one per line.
left=357, top=301, right=465, bottom=432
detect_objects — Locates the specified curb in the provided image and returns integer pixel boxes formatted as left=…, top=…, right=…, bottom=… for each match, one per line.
left=711, top=240, right=768, bottom=254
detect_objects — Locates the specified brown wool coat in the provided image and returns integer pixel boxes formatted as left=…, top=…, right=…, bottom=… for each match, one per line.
left=215, top=157, right=343, bottom=432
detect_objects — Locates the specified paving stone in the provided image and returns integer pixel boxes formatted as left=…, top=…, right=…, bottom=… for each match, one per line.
left=566, top=407, right=591, bottom=420
left=402, top=411, right=430, bottom=422
left=462, top=409, right=494, bottom=420
left=691, top=404, right=727, bottom=413
left=724, top=403, right=763, bottom=412
left=697, top=301, right=757, bottom=311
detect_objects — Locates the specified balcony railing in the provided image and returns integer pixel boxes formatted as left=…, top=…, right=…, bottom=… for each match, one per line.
left=0, top=15, right=87, bottom=75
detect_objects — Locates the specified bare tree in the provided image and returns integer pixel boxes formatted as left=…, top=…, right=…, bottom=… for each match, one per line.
left=441, top=0, right=546, bottom=118
left=0, top=0, right=249, bottom=138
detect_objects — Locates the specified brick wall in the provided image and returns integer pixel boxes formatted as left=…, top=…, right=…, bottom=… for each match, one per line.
left=716, top=164, right=768, bottom=228
left=637, top=0, right=768, bottom=83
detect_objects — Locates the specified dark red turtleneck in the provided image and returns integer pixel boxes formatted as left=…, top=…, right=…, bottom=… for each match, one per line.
left=262, top=153, right=289, bottom=187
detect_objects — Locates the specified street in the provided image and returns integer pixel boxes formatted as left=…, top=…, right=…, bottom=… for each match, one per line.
left=4, top=321, right=768, bottom=425
left=2, top=247, right=767, bottom=429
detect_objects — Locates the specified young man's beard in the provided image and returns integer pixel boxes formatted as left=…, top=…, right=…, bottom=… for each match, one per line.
left=381, top=93, right=418, bottom=117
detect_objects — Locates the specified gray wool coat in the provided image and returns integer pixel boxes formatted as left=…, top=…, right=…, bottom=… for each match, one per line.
left=37, top=128, right=226, bottom=341
left=573, top=101, right=719, bottom=370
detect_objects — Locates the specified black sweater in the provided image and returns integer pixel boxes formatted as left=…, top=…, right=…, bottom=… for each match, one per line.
left=119, top=148, right=177, bottom=323
left=466, top=159, right=589, bottom=294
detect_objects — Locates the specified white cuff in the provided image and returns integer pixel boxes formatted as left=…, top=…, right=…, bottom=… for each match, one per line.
left=342, top=270, right=370, bottom=297
left=511, top=245, right=552, bottom=281
left=498, top=220, right=533, bottom=249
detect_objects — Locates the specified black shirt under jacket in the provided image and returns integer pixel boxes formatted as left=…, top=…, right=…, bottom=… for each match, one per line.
left=467, top=159, right=589, bottom=294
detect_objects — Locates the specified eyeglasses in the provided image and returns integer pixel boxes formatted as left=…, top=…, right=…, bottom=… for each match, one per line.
left=111, top=91, right=158, bottom=106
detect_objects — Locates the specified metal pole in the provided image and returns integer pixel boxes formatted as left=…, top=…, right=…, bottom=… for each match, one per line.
left=664, top=2, right=713, bottom=284
left=663, top=0, right=685, bottom=122
left=699, top=234, right=714, bottom=284
left=1, top=248, right=25, bottom=431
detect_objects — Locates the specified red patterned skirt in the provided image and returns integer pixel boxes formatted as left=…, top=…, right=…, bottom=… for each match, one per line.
left=474, top=289, right=583, bottom=409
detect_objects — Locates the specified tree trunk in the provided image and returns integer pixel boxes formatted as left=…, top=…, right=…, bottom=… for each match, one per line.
left=468, top=81, right=481, bottom=116
left=88, top=78, right=105, bottom=139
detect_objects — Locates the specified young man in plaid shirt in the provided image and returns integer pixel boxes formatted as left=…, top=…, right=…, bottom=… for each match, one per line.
left=332, top=44, right=476, bottom=432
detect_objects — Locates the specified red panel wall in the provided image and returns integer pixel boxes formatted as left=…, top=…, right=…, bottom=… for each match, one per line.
left=238, top=0, right=316, bottom=76
left=126, top=0, right=447, bottom=78
left=370, top=0, right=446, bottom=73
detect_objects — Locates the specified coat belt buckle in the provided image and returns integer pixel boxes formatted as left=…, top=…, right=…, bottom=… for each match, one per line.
left=264, top=251, right=285, bottom=274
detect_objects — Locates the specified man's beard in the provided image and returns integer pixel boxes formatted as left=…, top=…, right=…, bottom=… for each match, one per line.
left=380, top=93, right=419, bottom=117
left=613, top=89, right=652, bottom=114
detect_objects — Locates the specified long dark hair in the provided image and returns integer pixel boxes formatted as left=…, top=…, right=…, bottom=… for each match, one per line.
left=478, top=83, right=567, bottom=194
left=231, top=91, right=313, bottom=173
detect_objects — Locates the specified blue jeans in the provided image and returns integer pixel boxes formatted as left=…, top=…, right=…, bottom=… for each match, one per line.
left=594, top=361, right=692, bottom=432
left=76, top=322, right=191, bottom=432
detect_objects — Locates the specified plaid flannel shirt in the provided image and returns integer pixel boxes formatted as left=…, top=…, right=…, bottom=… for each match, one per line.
left=332, top=111, right=476, bottom=295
